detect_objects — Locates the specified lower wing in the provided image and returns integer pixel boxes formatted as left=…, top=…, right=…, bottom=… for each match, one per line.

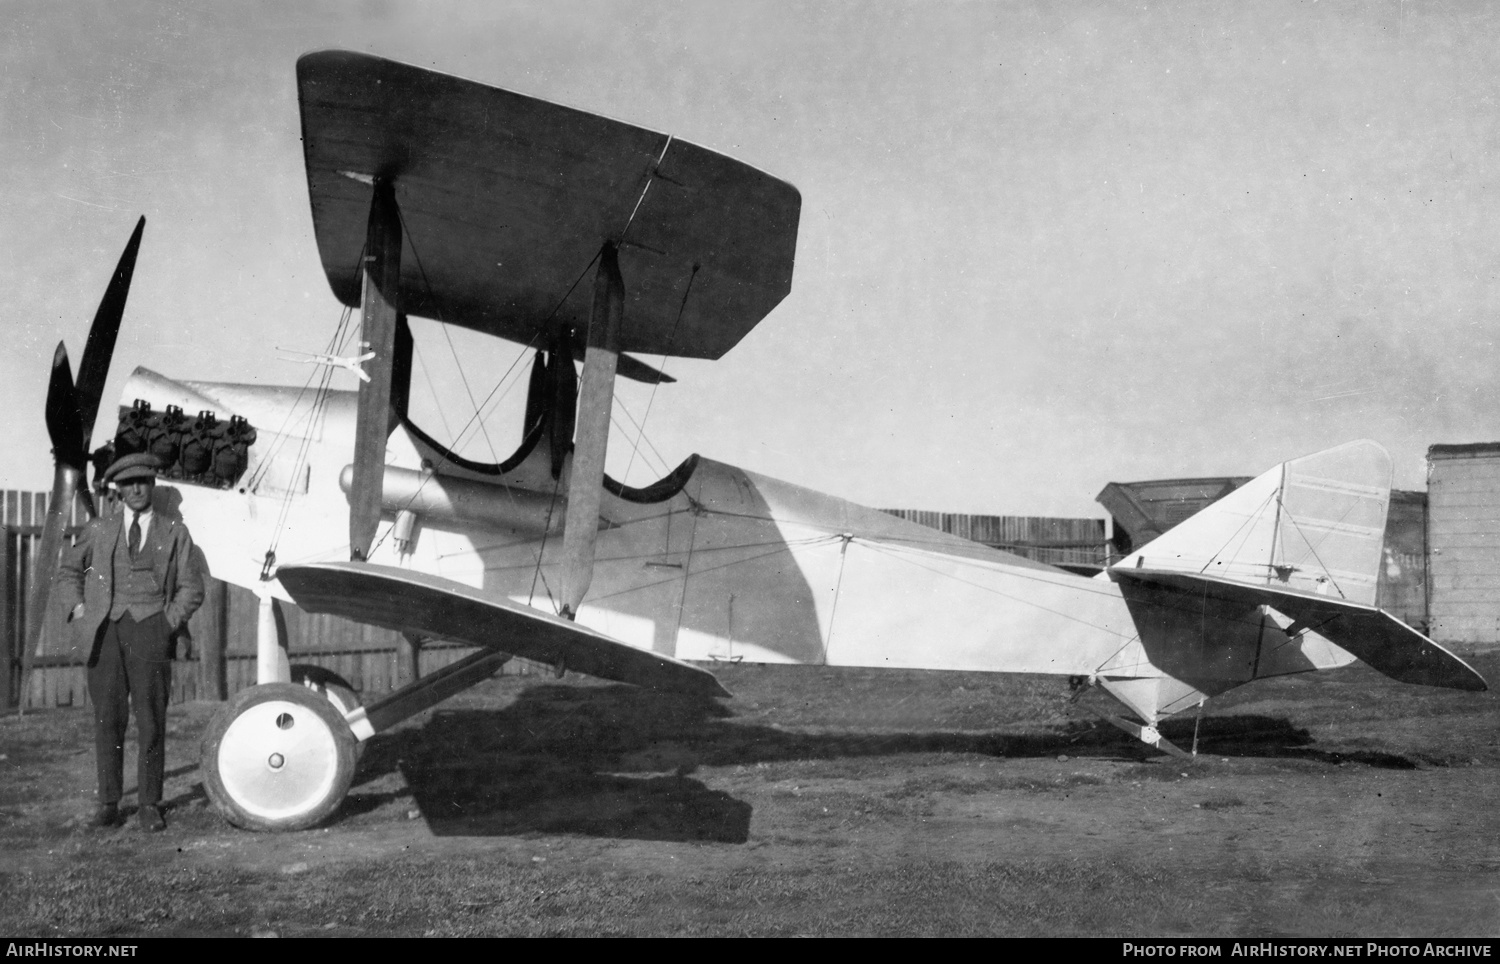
left=277, top=561, right=730, bottom=699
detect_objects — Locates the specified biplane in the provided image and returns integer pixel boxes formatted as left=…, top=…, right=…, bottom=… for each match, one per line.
left=33, top=51, right=1485, bottom=831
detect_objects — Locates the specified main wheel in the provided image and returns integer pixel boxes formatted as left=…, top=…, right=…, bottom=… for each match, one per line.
left=201, top=682, right=357, bottom=832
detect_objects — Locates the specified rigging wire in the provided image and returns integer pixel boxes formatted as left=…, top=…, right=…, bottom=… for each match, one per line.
left=363, top=211, right=599, bottom=576
left=356, top=133, right=677, bottom=567
left=246, top=295, right=357, bottom=492
left=1191, top=485, right=1280, bottom=576
left=606, top=134, right=689, bottom=488
left=620, top=262, right=697, bottom=487
left=394, top=205, right=514, bottom=465
left=265, top=316, right=349, bottom=559
left=360, top=207, right=541, bottom=558
left=254, top=244, right=368, bottom=569
left=526, top=471, right=564, bottom=612
left=410, top=336, right=458, bottom=445
left=853, top=538, right=1135, bottom=635
left=620, top=135, right=673, bottom=242
left=1274, top=488, right=1367, bottom=600
left=609, top=406, right=671, bottom=479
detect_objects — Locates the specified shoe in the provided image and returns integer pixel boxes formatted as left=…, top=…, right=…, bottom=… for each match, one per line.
left=90, top=804, right=120, bottom=828
left=137, top=805, right=166, bottom=833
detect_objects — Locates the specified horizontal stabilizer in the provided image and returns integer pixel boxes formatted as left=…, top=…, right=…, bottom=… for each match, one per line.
left=277, top=562, right=729, bottom=699
left=1114, top=568, right=1487, bottom=692
left=297, top=50, right=800, bottom=361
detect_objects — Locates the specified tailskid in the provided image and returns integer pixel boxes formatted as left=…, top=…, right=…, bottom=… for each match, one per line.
left=1094, top=711, right=1193, bottom=760
left=1071, top=675, right=1196, bottom=759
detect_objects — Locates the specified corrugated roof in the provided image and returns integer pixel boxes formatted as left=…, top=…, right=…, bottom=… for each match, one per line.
left=1428, top=443, right=1500, bottom=460
left=1095, top=477, right=1251, bottom=542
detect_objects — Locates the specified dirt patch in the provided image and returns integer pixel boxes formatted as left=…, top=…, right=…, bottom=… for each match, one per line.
left=3, top=658, right=1499, bottom=936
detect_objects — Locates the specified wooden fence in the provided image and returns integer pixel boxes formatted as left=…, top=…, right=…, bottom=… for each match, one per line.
left=880, top=509, right=1109, bottom=569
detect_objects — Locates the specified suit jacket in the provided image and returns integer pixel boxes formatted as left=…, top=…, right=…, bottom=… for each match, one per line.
left=56, top=506, right=205, bottom=665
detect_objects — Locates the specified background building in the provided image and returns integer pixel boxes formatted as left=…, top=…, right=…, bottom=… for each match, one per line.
left=1426, top=443, right=1500, bottom=650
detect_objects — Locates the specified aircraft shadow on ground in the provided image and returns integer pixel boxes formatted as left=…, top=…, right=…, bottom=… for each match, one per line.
left=335, top=682, right=1414, bottom=842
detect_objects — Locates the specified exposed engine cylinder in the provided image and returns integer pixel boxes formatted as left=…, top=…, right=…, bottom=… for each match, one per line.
left=181, top=411, right=218, bottom=477
left=148, top=404, right=187, bottom=469
left=115, top=399, right=154, bottom=457
left=213, top=415, right=257, bottom=483
left=104, top=401, right=259, bottom=489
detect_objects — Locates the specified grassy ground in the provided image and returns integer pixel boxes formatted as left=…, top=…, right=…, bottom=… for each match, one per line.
left=2, top=656, right=1498, bottom=936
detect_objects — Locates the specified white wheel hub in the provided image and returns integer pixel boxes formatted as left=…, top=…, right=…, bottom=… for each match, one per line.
left=217, top=699, right=342, bottom=821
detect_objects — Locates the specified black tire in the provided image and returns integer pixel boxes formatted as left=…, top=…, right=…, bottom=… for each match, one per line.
left=201, top=682, right=357, bottom=832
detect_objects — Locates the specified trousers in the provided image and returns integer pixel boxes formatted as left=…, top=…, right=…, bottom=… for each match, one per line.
left=87, top=612, right=172, bottom=807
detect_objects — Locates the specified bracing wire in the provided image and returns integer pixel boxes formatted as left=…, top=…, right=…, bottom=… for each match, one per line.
left=526, top=471, right=565, bottom=612
left=256, top=244, right=368, bottom=568
left=620, top=135, right=673, bottom=242
left=1275, top=491, right=1367, bottom=600
left=365, top=135, right=676, bottom=570
left=410, top=338, right=458, bottom=445
left=363, top=208, right=600, bottom=574
left=610, top=404, right=672, bottom=479
left=361, top=206, right=538, bottom=558
left=395, top=205, right=511, bottom=464
left=620, top=263, right=697, bottom=486
left=1189, top=485, right=1279, bottom=576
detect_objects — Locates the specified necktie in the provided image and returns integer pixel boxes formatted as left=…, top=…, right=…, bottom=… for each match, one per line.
left=129, top=512, right=141, bottom=560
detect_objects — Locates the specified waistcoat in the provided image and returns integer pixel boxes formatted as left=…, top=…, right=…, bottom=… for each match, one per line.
left=108, top=515, right=165, bottom=621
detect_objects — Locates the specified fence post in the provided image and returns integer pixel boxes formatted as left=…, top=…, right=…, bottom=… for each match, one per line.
left=398, top=632, right=423, bottom=688
left=1, top=529, right=12, bottom=713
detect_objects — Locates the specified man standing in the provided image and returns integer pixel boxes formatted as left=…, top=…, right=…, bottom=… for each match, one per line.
left=57, top=453, right=204, bottom=831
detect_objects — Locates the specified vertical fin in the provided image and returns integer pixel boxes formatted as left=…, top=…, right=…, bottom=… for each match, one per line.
left=1114, top=440, right=1391, bottom=605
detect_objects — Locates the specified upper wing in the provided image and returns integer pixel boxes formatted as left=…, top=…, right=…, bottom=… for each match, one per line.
left=1114, top=567, right=1487, bottom=692
left=277, top=561, right=729, bottom=699
left=296, top=50, right=801, bottom=361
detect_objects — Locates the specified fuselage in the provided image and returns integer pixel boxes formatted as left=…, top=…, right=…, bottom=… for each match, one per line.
left=112, top=367, right=1351, bottom=722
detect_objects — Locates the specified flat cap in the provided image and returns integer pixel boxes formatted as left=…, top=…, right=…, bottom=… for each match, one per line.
left=103, top=453, right=161, bottom=484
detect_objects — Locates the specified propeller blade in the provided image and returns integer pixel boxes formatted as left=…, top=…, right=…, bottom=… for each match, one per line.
left=20, top=220, right=140, bottom=710
left=74, top=215, right=145, bottom=448
left=43, top=343, right=86, bottom=471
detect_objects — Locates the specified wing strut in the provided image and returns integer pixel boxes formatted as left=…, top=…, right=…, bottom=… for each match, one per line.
left=559, top=242, right=623, bottom=618
left=349, top=178, right=402, bottom=560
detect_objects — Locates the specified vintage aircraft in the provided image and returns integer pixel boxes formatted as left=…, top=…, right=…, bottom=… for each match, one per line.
left=33, top=51, right=1485, bottom=831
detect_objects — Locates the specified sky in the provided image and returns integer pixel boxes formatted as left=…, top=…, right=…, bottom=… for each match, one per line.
left=4, top=0, right=1499, bottom=519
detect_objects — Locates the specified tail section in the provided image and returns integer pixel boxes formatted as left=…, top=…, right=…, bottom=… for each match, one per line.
left=1092, top=440, right=1484, bottom=745
left=1116, top=439, right=1391, bottom=605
